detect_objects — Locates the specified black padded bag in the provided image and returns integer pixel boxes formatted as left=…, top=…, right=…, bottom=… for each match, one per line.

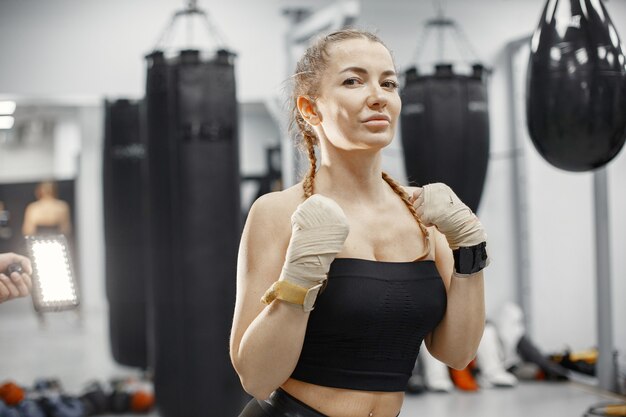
left=144, top=49, right=246, bottom=417
left=527, top=0, right=626, bottom=171
left=401, top=64, right=490, bottom=212
left=103, top=98, right=148, bottom=369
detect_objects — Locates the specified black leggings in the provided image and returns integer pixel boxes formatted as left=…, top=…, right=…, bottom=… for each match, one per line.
left=238, top=388, right=328, bottom=416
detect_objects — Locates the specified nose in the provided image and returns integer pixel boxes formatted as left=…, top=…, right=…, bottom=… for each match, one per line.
left=366, top=83, right=388, bottom=109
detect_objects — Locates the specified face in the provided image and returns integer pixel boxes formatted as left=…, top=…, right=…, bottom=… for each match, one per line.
left=305, top=38, right=401, bottom=151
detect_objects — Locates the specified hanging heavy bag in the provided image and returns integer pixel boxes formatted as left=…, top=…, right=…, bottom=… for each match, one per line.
left=401, top=64, right=490, bottom=213
left=102, top=99, right=148, bottom=369
left=144, top=48, right=245, bottom=417
left=527, top=0, right=626, bottom=171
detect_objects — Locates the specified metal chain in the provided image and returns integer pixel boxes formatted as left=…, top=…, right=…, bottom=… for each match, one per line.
left=412, top=0, right=483, bottom=68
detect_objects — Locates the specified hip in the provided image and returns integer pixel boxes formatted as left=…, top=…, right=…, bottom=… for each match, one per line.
left=238, top=386, right=402, bottom=417
left=281, top=378, right=403, bottom=417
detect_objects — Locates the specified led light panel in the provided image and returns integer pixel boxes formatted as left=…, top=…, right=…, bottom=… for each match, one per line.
left=25, top=234, right=79, bottom=312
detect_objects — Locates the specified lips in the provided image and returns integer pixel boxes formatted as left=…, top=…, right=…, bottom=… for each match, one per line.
left=363, top=114, right=391, bottom=123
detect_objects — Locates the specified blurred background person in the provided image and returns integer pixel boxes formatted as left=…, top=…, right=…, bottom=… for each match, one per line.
left=22, top=181, right=72, bottom=237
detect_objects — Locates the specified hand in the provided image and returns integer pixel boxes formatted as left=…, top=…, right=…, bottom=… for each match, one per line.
left=261, top=194, right=349, bottom=310
left=0, top=252, right=33, bottom=303
left=410, top=183, right=486, bottom=250
left=279, top=194, right=350, bottom=289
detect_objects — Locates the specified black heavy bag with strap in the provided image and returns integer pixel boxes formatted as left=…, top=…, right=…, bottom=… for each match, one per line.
left=401, top=64, right=490, bottom=212
left=102, top=98, right=148, bottom=369
left=144, top=49, right=245, bottom=417
left=527, top=0, right=626, bottom=171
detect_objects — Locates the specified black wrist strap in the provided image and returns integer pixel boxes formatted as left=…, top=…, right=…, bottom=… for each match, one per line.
left=452, top=241, right=488, bottom=275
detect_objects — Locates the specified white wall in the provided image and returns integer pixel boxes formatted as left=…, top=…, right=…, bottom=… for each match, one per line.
left=239, top=102, right=282, bottom=210
left=1, top=0, right=625, bottom=358
left=53, top=120, right=81, bottom=179
left=0, top=126, right=55, bottom=183
left=0, top=0, right=295, bottom=102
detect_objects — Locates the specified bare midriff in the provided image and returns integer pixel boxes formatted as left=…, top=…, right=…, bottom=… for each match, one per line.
left=281, top=378, right=403, bottom=417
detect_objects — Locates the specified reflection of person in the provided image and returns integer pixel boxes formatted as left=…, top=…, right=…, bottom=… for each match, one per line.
left=0, top=252, right=33, bottom=303
left=22, top=181, right=71, bottom=236
left=231, top=29, right=488, bottom=416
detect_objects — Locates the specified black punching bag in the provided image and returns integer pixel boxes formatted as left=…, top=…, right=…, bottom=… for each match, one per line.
left=102, top=98, right=148, bottom=369
left=527, top=0, right=626, bottom=171
left=144, top=49, right=245, bottom=417
left=401, top=64, right=490, bottom=212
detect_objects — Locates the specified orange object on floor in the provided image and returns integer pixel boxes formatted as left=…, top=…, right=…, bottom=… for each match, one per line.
left=130, top=390, right=155, bottom=412
left=0, top=381, right=25, bottom=405
left=449, top=362, right=479, bottom=391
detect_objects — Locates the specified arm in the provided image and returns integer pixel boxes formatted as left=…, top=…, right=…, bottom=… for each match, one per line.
left=22, top=204, right=36, bottom=235
left=231, top=193, right=349, bottom=399
left=59, top=201, right=72, bottom=235
left=229, top=194, right=310, bottom=400
left=425, top=229, right=485, bottom=369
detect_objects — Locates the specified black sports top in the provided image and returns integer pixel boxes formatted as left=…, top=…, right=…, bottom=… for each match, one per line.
left=35, top=224, right=62, bottom=235
left=290, top=257, right=447, bottom=392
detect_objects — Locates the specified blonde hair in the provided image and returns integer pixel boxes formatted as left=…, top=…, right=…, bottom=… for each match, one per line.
left=36, top=181, right=58, bottom=199
left=290, top=28, right=428, bottom=238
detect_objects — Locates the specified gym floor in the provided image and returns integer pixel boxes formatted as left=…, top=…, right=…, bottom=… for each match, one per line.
left=0, top=303, right=623, bottom=417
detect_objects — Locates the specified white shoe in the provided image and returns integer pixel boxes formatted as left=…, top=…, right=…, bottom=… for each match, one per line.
left=419, top=342, right=453, bottom=392
left=493, top=302, right=526, bottom=370
left=477, top=369, right=518, bottom=388
left=476, top=323, right=518, bottom=388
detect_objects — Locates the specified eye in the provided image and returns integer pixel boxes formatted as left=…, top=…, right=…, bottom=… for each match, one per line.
left=342, top=77, right=362, bottom=86
left=382, top=80, right=399, bottom=90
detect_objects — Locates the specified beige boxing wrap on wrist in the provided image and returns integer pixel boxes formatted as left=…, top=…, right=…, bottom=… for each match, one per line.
left=421, top=183, right=488, bottom=250
left=261, top=194, right=349, bottom=310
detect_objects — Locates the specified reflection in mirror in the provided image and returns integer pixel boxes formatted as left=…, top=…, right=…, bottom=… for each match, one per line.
left=0, top=99, right=83, bottom=316
left=0, top=101, right=81, bottom=182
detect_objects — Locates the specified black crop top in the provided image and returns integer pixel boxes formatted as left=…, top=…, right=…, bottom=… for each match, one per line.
left=290, top=258, right=447, bottom=392
left=35, top=224, right=62, bottom=235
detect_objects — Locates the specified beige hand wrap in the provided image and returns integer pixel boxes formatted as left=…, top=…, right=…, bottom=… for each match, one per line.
left=261, top=195, right=349, bottom=309
left=419, top=183, right=487, bottom=250
left=279, top=194, right=350, bottom=288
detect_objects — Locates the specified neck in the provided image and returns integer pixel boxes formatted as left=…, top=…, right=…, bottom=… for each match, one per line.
left=315, top=146, right=387, bottom=204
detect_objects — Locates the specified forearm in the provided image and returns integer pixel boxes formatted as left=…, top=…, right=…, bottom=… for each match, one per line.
left=429, top=272, right=485, bottom=369
left=235, top=300, right=309, bottom=399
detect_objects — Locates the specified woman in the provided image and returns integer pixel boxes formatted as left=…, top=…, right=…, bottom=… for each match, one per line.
left=230, top=29, right=488, bottom=417
left=22, top=181, right=72, bottom=236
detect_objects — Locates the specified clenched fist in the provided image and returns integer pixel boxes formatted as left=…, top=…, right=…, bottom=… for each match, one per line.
left=410, top=183, right=487, bottom=250
left=262, top=194, right=350, bottom=311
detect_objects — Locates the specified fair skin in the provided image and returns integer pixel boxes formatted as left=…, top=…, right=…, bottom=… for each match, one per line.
left=230, top=38, right=485, bottom=416
left=0, top=252, right=33, bottom=303
left=22, top=183, right=72, bottom=236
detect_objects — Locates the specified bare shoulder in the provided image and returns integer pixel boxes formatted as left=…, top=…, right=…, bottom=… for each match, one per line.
left=252, top=182, right=305, bottom=210
left=247, top=183, right=305, bottom=232
left=52, top=199, right=70, bottom=212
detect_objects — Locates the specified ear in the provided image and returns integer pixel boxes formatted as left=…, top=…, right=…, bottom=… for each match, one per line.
left=296, top=96, right=321, bottom=126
